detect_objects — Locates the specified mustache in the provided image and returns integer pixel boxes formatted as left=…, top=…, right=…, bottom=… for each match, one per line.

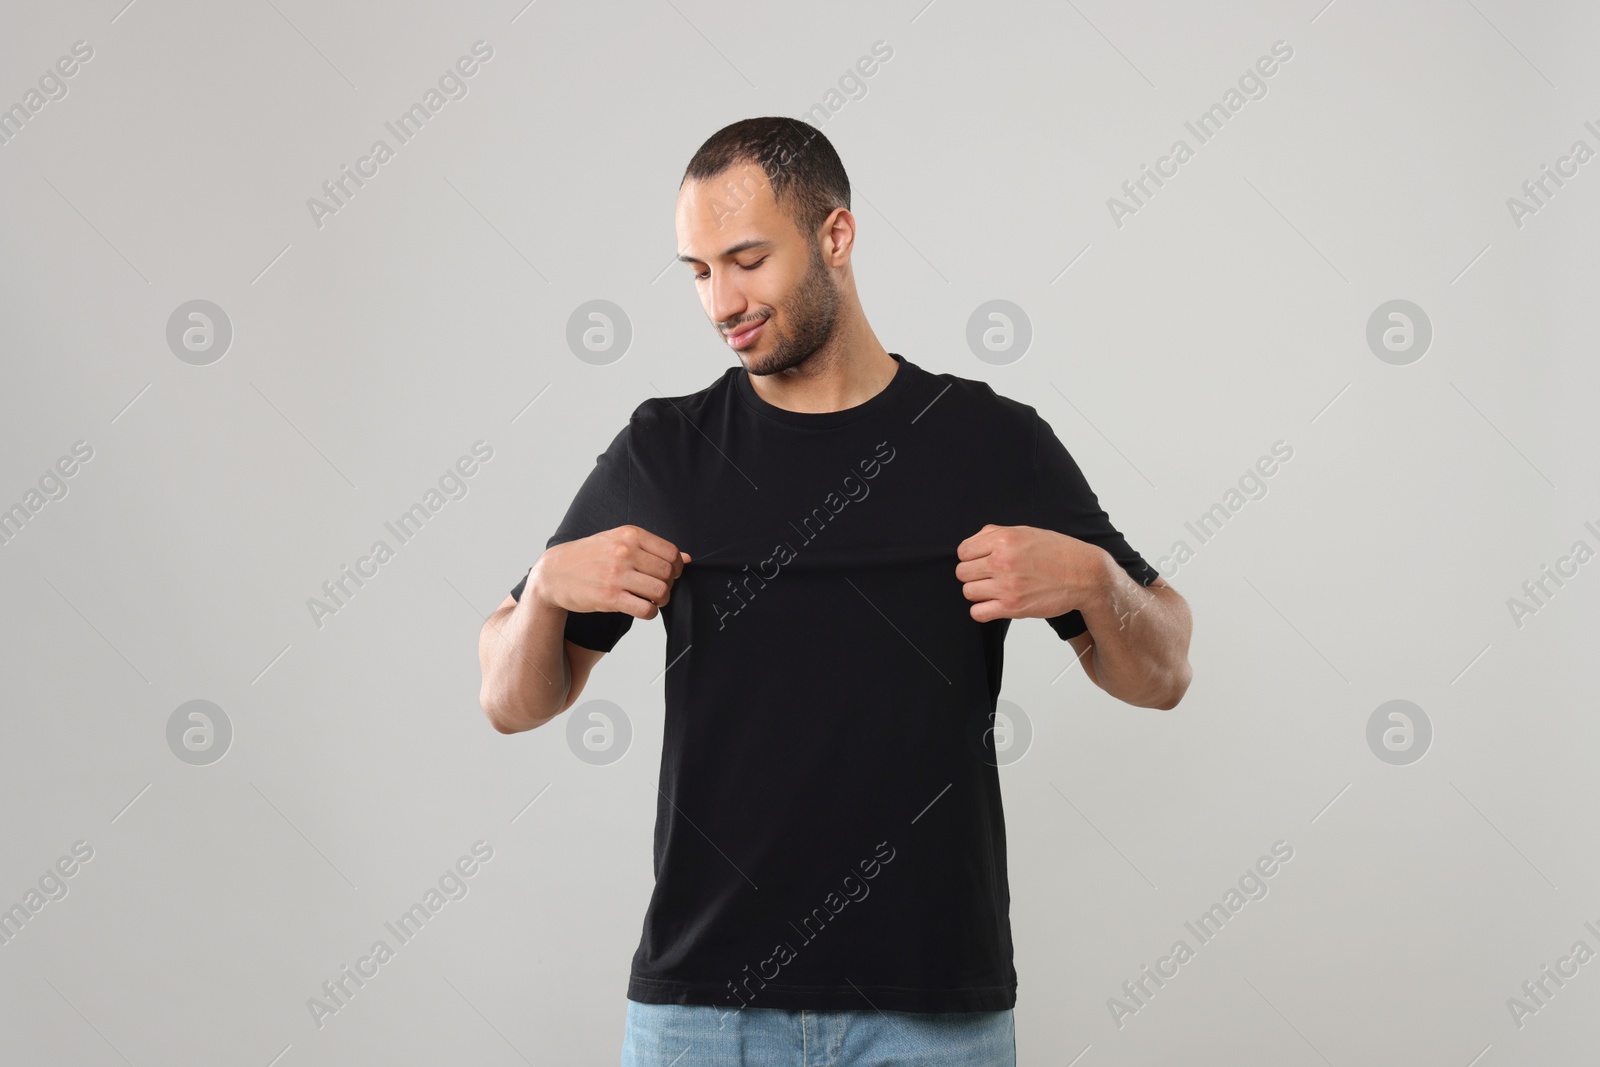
left=722, top=313, right=771, bottom=333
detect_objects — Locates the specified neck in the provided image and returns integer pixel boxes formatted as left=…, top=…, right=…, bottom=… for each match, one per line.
left=744, top=314, right=896, bottom=414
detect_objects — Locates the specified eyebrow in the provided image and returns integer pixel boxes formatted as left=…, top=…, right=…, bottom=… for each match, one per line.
left=676, top=238, right=772, bottom=266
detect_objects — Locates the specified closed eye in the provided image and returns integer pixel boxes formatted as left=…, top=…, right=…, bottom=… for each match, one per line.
left=694, top=258, right=767, bottom=280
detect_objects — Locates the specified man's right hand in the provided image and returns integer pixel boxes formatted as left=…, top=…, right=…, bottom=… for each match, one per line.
left=526, top=525, right=691, bottom=620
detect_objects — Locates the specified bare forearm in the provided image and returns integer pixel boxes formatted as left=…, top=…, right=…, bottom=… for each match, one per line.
left=1078, top=562, right=1192, bottom=709
left=479, top=578, right=571, bottom=732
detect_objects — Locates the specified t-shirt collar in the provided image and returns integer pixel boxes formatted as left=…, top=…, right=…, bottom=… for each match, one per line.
left=734, top=352, right=913, bottom=428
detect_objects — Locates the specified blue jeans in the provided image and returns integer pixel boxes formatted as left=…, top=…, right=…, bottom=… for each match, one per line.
left=621, top=999, right=1016, bottom=1067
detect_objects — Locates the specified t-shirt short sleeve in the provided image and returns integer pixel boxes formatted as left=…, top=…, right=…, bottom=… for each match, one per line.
left=1030, top=410, right=1160, bottom=640
left=508, top=421, right=636, bottom=654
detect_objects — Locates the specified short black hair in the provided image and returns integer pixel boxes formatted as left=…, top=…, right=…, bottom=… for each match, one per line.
left=680, top=117, right=851, bottom=240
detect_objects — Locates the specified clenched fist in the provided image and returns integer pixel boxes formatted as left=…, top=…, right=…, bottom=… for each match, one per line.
left=955, top=523, right=1112, bottom=624
left=527, top=525, right=690, bottom=621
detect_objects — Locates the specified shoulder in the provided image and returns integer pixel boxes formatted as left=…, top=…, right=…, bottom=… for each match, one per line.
left=910, top=361, right=1041, bottom=442
left=627, top=366, right=738, bottom=440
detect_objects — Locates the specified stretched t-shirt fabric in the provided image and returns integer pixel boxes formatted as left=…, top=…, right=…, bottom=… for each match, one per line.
left=509, top=352, right=1158, bottom=1013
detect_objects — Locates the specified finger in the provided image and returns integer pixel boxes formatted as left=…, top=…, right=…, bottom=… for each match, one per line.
left=627, top=526, right=683, bottom=567
left=969, top=599, right=1008, bottom=624
left=956, top=525, right=1000, bottom=561
left=620, top=570, right=672, bottom=606
left=953, top=556, right=996, bottom=583
left=960, top=578, right=1005, bottom=603
left=613, top=591, right=661, bottom=620
left=638, top=546, right=691, bottom=586
left=615, top=573, right=677, bottom=616
left=627, top=546, right=677, bottom=584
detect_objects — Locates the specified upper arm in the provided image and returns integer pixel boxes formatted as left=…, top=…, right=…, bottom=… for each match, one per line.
left=1031, top=411, right=1163, bottom=641
left=481, top=594, right=610, bottom=718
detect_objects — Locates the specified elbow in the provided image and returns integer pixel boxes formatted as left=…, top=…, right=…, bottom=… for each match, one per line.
left=484, top=703, right=540, bottom=735
left=477, top=618, right=576, bottom=734
left=479, top=683, right=533, bottom=735
left=486, top=711, right=522, bottom=735
left=480, top=692, right=517, bottom=734
left=1115, top=658, right=1190, bottom=710
left=481, top=681, right=560, bottom=735
left=1151, top=661, right=1192, bottom=710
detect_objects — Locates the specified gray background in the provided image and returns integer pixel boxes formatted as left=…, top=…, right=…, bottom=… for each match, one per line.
left=2, top=0, right=1597, bottom=1064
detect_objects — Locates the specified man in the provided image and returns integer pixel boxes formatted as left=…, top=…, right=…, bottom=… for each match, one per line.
left=478, top=116, right=1192, bottom=1067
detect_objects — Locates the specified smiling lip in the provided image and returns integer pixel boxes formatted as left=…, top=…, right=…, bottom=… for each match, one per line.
left=727, top=318, right=767, bottom=350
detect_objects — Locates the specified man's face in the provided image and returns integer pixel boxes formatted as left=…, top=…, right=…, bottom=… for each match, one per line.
left=675, top=161, right=841, bottom=376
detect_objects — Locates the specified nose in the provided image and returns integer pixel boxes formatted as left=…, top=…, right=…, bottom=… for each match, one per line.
left=708, top=269, right=748, bottom=332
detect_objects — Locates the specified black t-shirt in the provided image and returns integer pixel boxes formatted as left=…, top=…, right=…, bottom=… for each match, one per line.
left=509, top=352, right=1158, bottom=1013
